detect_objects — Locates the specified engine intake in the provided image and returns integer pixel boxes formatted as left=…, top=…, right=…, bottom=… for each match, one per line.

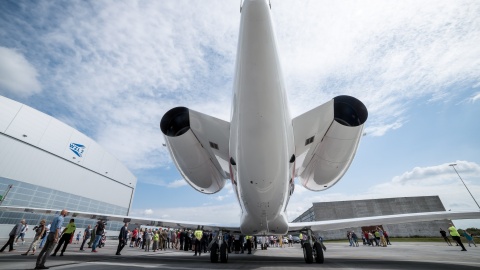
left=160, top=107, right=227, bottom=194
left=160, top=107, right=190, bottom=137
left=333, top=95, right=368, bottom=127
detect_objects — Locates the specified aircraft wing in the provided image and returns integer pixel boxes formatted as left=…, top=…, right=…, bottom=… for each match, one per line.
left=160, top=107, right=231, bottom=194
left=287, top=210, right=480, bottom=232
left=187, top=109, right=231, bottom=173
left=0, top=206, right=241, bottom=232
left=291, top=96, right=367, bottom=191
left=3, top=206, right=478, bottom=235
left=292, top=100, right=334, bottom=168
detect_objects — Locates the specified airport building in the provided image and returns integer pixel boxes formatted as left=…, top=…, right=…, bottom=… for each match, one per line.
left=0, top=96, right=137, bottom=237
left=292, top=196, right=451, bottom=239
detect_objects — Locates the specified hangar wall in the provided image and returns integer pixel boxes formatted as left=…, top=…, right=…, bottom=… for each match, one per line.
left=292, top=196, right=451, bottom=239
left=0, top=96, right=137, bottom=236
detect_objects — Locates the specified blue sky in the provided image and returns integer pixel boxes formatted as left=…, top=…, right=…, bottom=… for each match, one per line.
left=1, top=0, right=479, bottom=228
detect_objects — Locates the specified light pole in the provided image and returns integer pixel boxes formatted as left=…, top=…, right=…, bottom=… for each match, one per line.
left=449, top=163, right=480, bottom=210
left=0, top=184, right=13, bottom=206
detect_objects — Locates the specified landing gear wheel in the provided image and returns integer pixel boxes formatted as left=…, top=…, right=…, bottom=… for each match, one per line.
left=303, top=242, right=313, bottom=264
left=220, top=243, right=228, bottom=263
left=314, top=242, right=324, bottom=264
left=210, top=243, right=219, bottom=263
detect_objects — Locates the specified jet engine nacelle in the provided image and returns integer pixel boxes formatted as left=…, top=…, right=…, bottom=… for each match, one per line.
left=160, top=107, right=227, bottom=194
left=299, top=95, right=368, bottom=191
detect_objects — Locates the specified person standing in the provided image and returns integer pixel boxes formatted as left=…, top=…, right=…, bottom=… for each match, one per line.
left=22, top=219, right=46, bottom=256
left=1, top=219, right=25, bottom=252
left=463, top=231, right=477, bottom=247
left=162, top=229, right=169, bottom=250
left=152, top=230, right=159, bottom=252
left=51, top=218, right=76, bottom=256
left=439, top=228, right=452, bottom=246
left=448, top=223, right=467, bottom=251
left=201, top=231, right=208, bottom=253
left=368, top=231, right=375, bottom=246
left=179, top=229, right=185, bottom=251
left=376, top=227, right=387, bottom=247
left=166, top=229, right=171, bottom=249
left=91, top=221, right=105, bottom=253
left=79, top=225, right=91, bottom=251
left=141, top=229, right=146, bottom=250
left=144, top=229, right=153, bottom=252
left=171, top=229, right=176, bottom=249
left=15, top=222, right=28, bottom=245
left=184, top=230, right=191, bottom=251
left=193, top=226, right=203, bottom=256
left=383, top=230, right=392, bottom=245
left=130, top=228, right=138, bottom=247
left=75, top=231, right=81, bottom=244
left=36, top=209, right=68, bottom=270
left=38, top=223, right=51, bottom=249
left=245, top=235, right=252, bottom=254
left=116, top=222, right=129, bottom=255
left=351, top=231, right=359, bottom=247
left=136, top=229, right=143, bottom=248
left=374, top=230, right=381, bottom=246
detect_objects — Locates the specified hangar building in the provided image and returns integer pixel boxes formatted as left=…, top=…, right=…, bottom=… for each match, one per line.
left=292, top=196, right=450, bottom=239
left=0, top=96, right=137, bottom=236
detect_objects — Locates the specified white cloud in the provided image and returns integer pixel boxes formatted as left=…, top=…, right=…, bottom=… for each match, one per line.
left=143, top=209, right=153, bottom=216
left=2, top=1, right=479, bottom=176
left=470, top=92, right=480, bottom=103
left=167, top=179, right=188, bottom=188
left=280, top=1, right=480, bottom=135
left=0, top=47, right=41, bottom=97
left=214, top=195, right=229, bottom=201
left=364, top=121, right=403, bottom=137
left=131, top=203, right=241, bottom=225
left=286, top=160, right=480, bottom=228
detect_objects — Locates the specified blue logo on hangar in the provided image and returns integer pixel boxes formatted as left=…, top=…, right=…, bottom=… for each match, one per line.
left=70, top=143, right=85, bottom=157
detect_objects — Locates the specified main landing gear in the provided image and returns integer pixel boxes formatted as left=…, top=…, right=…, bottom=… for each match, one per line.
left=209, top=230, right=228, bottom=263
left=301, top=229, right=325, bottom=264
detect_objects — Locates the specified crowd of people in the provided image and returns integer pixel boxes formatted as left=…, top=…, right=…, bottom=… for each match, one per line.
left=343, top=228, right=391, bottom=248
left=119, top=226, right=210, bottom=254
left=341, top=223, right=478, bottom=251
left=440, top=223, right=477, bottom=251
left=1, top=212, right=477, bottom=269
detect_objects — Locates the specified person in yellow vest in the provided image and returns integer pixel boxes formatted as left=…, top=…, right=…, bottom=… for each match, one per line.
left=245, top=235, right=253, bottom=254
left=448, top=223, right=467, bottom=251
left=299, top=233, right=304, bottom=248
left=194, top=226, right=203, bottom=256
left=52, top=218, right=76, bottom=256
left=152, top=230, right=159, bottom=251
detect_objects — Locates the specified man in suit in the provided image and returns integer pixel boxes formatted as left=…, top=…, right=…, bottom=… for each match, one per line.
left=116, top=222, right=129, bottom=255
left=0, top=219, right=25, bottom=252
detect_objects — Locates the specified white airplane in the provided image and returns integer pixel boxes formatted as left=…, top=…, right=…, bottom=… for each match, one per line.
left=161, top=0, right=369, bottom=237
left=2, top=0, right=480, bottom=265
left=158, top=0, right=478, bottom=263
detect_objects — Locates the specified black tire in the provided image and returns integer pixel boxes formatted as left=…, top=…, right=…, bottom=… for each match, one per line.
left=220, top=243, right=228, bottom=263
left=303, top=242, right=313, bottom=264
left=210, top=243, right=219, bottom=263
left=313, top=242, right=324, bottom=264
